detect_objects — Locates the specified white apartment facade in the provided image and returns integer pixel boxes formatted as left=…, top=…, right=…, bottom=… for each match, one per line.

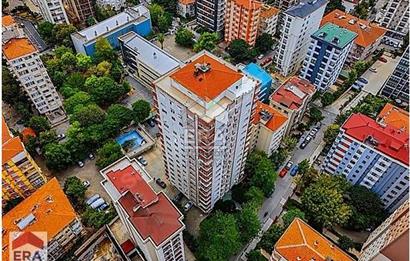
left=35, top=0, right=69, bottom=24
left=258, top=5, right=279, bottom=36
left=153, top=51, right=259, bottom=213
left=275, top=0, right=327, bottom=76
left=196, top=0, right=225, bottom=32
left=377, top=0, right=409, bottom=41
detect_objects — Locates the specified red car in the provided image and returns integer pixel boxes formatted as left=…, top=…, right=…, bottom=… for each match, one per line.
left=279, top=168, right=288, bottom=178
left=379, top=57, right=387, bottom=63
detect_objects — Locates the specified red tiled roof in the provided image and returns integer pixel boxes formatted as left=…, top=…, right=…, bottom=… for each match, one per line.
left=260, top=5, right=279, bottom=18
left=321, top=10, right=386, bottom=48
left=109, top=165, right=184, bottom=246
left=275, top=218, right=354, bottom=261
left=342, top=113, right=409, bottom=165
left=179, top=0, right=195, bottom=5
left=2, top=38, right=37, bottom=60
left=2, top=15, right=15, bottom=26
left=270, top=76, right=316, bottom=110
left=233, top=0, right=262, bottom=9
left=377, top=103, right=409, bottom=133
left=170, top=53, right=243, bottom=102
left=253, top=101, right=288, bottom=132
left=2, top=116, right=24, bottom=164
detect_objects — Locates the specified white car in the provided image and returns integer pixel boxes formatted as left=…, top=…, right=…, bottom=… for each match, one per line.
left=257, top=54, right=264, bottom=60
left=83, top=180, right=90, bottom=188
left=183, top=201, right=194, bottom=212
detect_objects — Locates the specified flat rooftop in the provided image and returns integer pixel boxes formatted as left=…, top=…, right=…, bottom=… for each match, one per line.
left=313, top=23, right=357, bottom=49
left=285, top=0, right=327, bottom=18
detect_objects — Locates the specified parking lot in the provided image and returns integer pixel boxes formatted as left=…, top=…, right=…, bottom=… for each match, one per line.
left=152, top=34, right=195, bottom=62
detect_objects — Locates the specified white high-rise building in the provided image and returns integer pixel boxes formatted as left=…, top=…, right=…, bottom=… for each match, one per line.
left=300, top=23, right=357, bottom=91
left=153, top=51, right=259, bottom=213
left=196, top=0, right=225, bottom=32
left=35, top=0, right=69, bottom=24
left=275, top=0, right=327, bottom=76
left=377, top=0, right=409, bottom=41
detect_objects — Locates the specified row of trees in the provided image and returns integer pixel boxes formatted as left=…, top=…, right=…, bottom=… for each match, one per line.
left=227, top=34, right=275, bottom=64
left=38, top=22, right=77, bottom=47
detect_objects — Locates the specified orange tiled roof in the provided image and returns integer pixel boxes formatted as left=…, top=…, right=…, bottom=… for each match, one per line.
left=260, top=5, right=279, bottom=18
left=171, top=53, right=243, bottom=102
left=321, top=10, right=386, bottom=48
left=2, top=15, right=15, bottom=26
left=275, top=218, right=354, bottom=261
left=234, top=0, right=262, bottom=9
left=2, top=116, right=24, bottom=164
left=2, top=178, right=78, bottom=261
left=253, top=101, right=288, bottom=132
left=2, top=38, right=37, bottom=60
left=377, top=103, right=409, bottom=133
left=179, top=0, right=195, bottom=5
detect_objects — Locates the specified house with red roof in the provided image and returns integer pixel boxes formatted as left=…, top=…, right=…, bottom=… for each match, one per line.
left=322, top=113, right=409, bottom=212
left=100, top=156, right=185, bottom=261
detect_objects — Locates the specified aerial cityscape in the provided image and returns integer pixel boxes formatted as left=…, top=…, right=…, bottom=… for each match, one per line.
left=1, top=0, right=409, bottom=259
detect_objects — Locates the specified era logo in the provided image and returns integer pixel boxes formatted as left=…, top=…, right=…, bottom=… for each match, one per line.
left=10, top=231, right=47, bottom=261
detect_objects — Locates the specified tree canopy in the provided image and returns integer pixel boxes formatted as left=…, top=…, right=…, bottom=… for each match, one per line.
left=132, top=100, right=151, bottom=123
left=236, top=203, right=261, bottom=243
left=64, top=176, right=87, bottom=206
left=44, top=143, right=72, bottom=170
left=282, top=208, right=306, bottom=228
left=255, top=33, right=274, bottom=53
left=175, top=28, right=195, bottom=47
left=227, top=39, right=251, bottom=63
left=193, top=32, right=219, bottom=52
left=28, top=116, right=50, bottom=134
left=96, top=141, right=124, bottom=169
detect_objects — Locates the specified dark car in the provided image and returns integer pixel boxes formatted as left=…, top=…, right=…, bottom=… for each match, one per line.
left=300, top=142, right=307, bottom=149
left=379, top=57, right=387, bottom=63
left=156, top=178, right=167, bottom=188
left=172, top=193, right=183, bottom=203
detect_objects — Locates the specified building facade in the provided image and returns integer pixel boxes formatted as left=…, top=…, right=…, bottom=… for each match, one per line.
left=119, top=31, right=181, bottom=89
left=300, top=23, right=357, bottom=91
left=71, top=5, right=152, bottom=56
left=275, top=0, right=327, bottom=76
left=2, top=178, right=84, bottom=261
left=322, top=113, right=409, bottom=212
left=359, top=200, right=409, bottom=261
left=64, top=0, right=95, bottom=24
left=258, top=5, right=280, bottom=36
left=270, top=76, right=316, bottom=135
left=224, top=0, right=262, bottom=46
left=271, top=0, right=298, bottom=10
left=380, top=46, right=409, bottom=106
left=196, top=0, right=225, bottom=32
left=35, top=0, right=69, bottom=24
left=321, top=10, right=386, bottom=64
left=2, top=117, right=46, bottom=204
left=177, top=0, right=196, bottom=18
left=101, top=157, right=185, bottom=261
left=96, top=0, right=126, bottom=11
left=153, top=51, right=259, bottom=213
left=251, top=101, right=288, bottom=156
left=377, top=0, right=409, bottom=41
left=241, top=62, right=273, bottom=102
left=2, top=38, right=65, bottom=124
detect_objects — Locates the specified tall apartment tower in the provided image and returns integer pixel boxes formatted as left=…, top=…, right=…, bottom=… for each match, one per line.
left=153, top=51, right=259, bottom=213
left=2, top=38, right=65, bottom=124
left=359, top=200, right=409, bottom=261
left=196, top=0, right=225, bottom=32
left=377, top=0, right=409, bottom=40
left=2, top=117, right=46, bottom=204
left=380, top=46, right=409, bottom=106
left=64, top=0, right=95, bottom=24
left=35, top=0, right=69, bottom=24
left=275, top=0, right=327, bottom=76
left=300, top=23, right=357, bottom=91
left=272, top=0, right=299, bottom=10
left=224, top=0, right=262, bottom=46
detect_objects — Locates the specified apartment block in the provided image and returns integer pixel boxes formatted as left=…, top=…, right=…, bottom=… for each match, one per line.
left=270, top=76, right=316, bottom=135
left=196, top=0, right=225, bottom=32
left=64, top=0, right=95, bottom=24
left=322, top=113, right=409, bottom=212
left=321, top=10, right=386, bottom=64
left=251, top=101, right=288, bottom=156
left=101, top=156, right=185, bottom=261
left=380, top=46, right=409, bottom=106
left=119, top=31, right=181, bottom=89
left=96, top=0, right=126, bottom=11
left=241, top=62, right=273, bottom=102
left=35, top=0, right=69, bottom=24
left=177, top=0, right=196, bottom=18
left=71, top=5, right=152, bottom=56
left=377, top=0, right=409, bottom=40
left=258, top=5, right=280, bottom=36
left=224, top=0, right=262, bottom=46
left=271, top=218, right=354, bottom=261
left=271, top=0, right=299, bottom=10
left=2, top=178, right=84, bottom=261
left=2, top=117, right=46, bottom=204
left=359, top=200, right=409, bottom=261
left=275, top=0, right=327, bottom=76
left=2, top=38, right=65, bottom=124
left=153, top=51, right=259, bottom=213
left=301, top=23, right=357, bottom=91
left=2, top=16, right=25, bottom=43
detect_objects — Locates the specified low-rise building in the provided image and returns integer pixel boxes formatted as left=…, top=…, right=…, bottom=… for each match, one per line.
left=241, top=62, right=273, bottom=102
left=270, top=76, right=316, bottom=135
left=359, top=200, right=409, bottom=261
left=271, top=218, right=354, bottom=261
left=2, top=16, right=24, bottom=43
left=251, top=101, right=288, bottom=156
left=119, top=31, right=181, bottom=89
left=34, top=0, right=69, bottom=24
left=258, top=5, right=279, bottom=36
left=321, top=10, right=386, bottom=64
left=2, top=178, right=84, bottom=261
left=177, top=0, right=196, bottom=18
left=2, top=38, right=65, bottom=124
left=322, top=113, right=409, bottom=212
left=301, top=23, right=357, bottom=91
left=101, top=156, right=185, bottom=261
left=71, top=5, right=152, bottom=56
left=2, top=117, right=46, bottom=204
left=96, top=0, right=126, bottom=11
left=377, top=103, right=409, bottom=133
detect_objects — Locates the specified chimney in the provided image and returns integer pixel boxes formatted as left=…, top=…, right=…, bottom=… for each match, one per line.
left=314, top=240, right=319, bottom=247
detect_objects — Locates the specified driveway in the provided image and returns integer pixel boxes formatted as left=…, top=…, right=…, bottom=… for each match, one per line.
left=151, top=34, right=195, bottom=62
left=123, top=76, right=154, bottom=107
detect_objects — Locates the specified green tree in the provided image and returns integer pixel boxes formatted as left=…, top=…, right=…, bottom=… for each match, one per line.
left=2, top=67, right=26, bottom=106
left=86, top=16, right=96, bottom=26
left=76, top=53, right=92, bottom=70
left=321, top=92, right=334, bottom=106
left=324, top=124, right=340, bottom=145
left=38, top=21, right=55, bottom=43
left=247, top=250, right=265, bottom=261
left=282, top=208, right=306, bottom=228
left=95, top=5, right=116, bottom=21
left=64, top=91, right=92, bottom=114
left=52, top=23, right=77, bottom=47
left=301, top=175, right=352, bottom=228
left=308, top=107, right=324, bottom=124
left=132, top=99, right=151, bottom=123
left=85, top=76, right=129, bottom=106
left=157, top=33, right=165, bottom=49
left=298, top=159, right=310, bottom=176
left=148, top=3, right=164, bottom=25
left=255, top=33, right=274, bottom=53
left=44, top=143, right=72, bottom=170
left=64, top=176, right=87, bottom=206
left=157, top=12, right=172, bottom=33
left=338, top=235, right=354, bottom=251
left=245, top=150, right=267, bottom=176
left=94, top=37, right=116, bottom=63
left=270, top=148, right=288, bottom=169
left=81, top=207, right=116, bottom=228
left=325, top=0, right=345, bottom=14
left=28, top=116, right=50, bottom=134
left=245, top=186, right=264, bottom=208
left=61, top=52, right=77, bottom=71
left=250, top=156, right=277, bottom=196
left=71, top=104, right=106, bottom=127
left=106, top=104, right=135, bottom=127
left=175, top=28, right=194, bottom=47
left=295, top=165, right=320, bottom=192
left=282, top=136, right=297, bottom=152
left=198, top=212, right=242, bottom=260
left=257, top=224, right=284, bottom=252
left=193, top=32, right=219, bottom=52
left=227, top=39, right=251, bottom=63
left=96, top=141, right=124, bottom=169
left=96, top=61, right=112, bottom=76
left=236, top=203, right=261, bottom=243
left=39, top=130, right=58, bottom=147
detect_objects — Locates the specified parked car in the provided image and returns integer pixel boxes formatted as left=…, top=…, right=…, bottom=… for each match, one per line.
left=77, top=161, right=84, bottom=168
left=369, top=67, right=377, bottom=73
left=183, top=201, right=194, bottom=212
left=257, top=54, right=264, bottom=60
left=83, top=180, right=90, bottom=188
left=285, top=161, right=293, bottom=170
left=379, top=57, right=387, bottom=63
left=137, top=156, right=147, bottom=166
left=299, top=142, right=307, bottom=149
left=172, top=193, right=183, bottom=203
left=57, top=133, right=65, bottom=140
left=90, top=198, right=105, bottom=209
left=358, top=77, right=369, bottom=84
left=156, top=178, right=167, bottom=189
left=98, top=203, right=109, bottom=211
left=148, top=120, right=155, bottom=127
left=279, top=168, right=288, bottom=178
left=86, top=194, right=100, bottom=205
left=88, top=153, right=95, bottom=160
left=290, top=165, right=299, bottom=176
